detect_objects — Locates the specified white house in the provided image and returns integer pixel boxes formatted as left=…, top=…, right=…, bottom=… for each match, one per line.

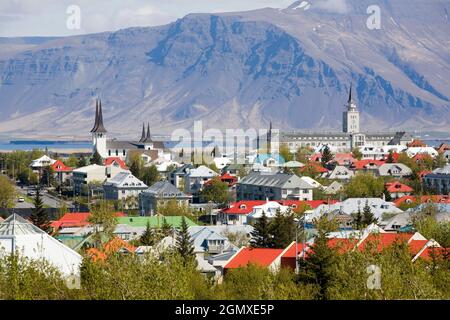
left=184, top=165, right=219, bottom=194
left=103, top=171, right=148, bottom=205
left=30, top=155, right=56, bottom=170
left=72, top=164, right=129, bottom=194
left=377, top=163, right=413, bottom=178
left=247, top=201, right=291, bottom=222
left=0, top=214, right=82, bottom=277
left=324, top=165, right=355, bottom=180
left=406, top=147, right=439, bottom=158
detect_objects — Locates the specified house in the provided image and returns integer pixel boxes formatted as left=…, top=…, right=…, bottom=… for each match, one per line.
left=103, top=172, right=147, bottom=207
left=394, top=195, right=450, bottom=207
left=184, top=165, right=219, bottom=195
left=72, top=164, right=129, bottom=195
left=103, top=157, right=128, bottom=170
left=423, top=164, right=450, bottom=194
left=406, top=147, right=439, bottom=158
left=0, top=214, right=82, bottom=276
left=385, top=181, right=413, bottom=199
left=237, top=172, right=314, bottom=201
left=223, top=247, right=285, bottom=274
left=323, top=181, right=344, bottom=195
left=30, top=155, right=56, bottom=170
left=376, top=163, right=412, bottom=178
left=188, top=226, right=233, bottom=255
left=246, top=201, right=291, bottom=222
left=299, top=176, right=322, bottom=189
left=51, top=212, right=126, bottom=235
left=51, top=160, right=73, bottom=185
left=139, top=181, right=191, bottom=215
left=407, top=139, right=427, bottom=148
left=350, top=159, right=385, bottom=172
left=324, top=165, right=354, bottom=180
left=169, top=164, right=193, bottom=190
left=306, top=198, right=403, bottom=222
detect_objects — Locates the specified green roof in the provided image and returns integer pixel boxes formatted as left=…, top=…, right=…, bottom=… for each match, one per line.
left=116, top=215, right=197, bottom=228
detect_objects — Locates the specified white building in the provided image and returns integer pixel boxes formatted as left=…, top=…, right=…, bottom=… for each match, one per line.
left=184, top=165, right=219, bottom=194
left=29, top=155, right=56, bottom=169
left=0, top=214, right=82, bottom=277
left=406, top=147, right=439, bottom=158
left=103, top=171, right=148, bottom=205
left=72, top=164, right=129, bottom=194
left=247, top=201, right=291, bottom=222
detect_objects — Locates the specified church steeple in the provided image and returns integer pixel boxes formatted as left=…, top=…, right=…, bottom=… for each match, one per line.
left=139, top=123, right=146, bottom=142
left=92, top=99, right=107, bottom=133
left=90, top=99, right=99, bottom=133
left=146, top=123, right=151, bottom=140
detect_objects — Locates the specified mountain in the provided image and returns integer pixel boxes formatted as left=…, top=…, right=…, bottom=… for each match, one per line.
left=0, top=0, right=449, bottom=139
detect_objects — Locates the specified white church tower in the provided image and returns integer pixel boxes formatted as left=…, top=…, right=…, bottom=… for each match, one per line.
left=343, top=84, right=360, bottom=134
left=90, top=99, right=108, bottom=158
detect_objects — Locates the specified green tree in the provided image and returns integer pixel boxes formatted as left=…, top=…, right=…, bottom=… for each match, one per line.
left=269, top=209, right=296, bottom=248
left=88, top=201, right=118, bottom=246
left=386, top=150, right=395, bottom=163
left=157, top=199, right=191, bottom=216
left=140, top=220, right=156, bottom=246
left=321, top=145, right=333, bottom=167
left=77, top=156, right=88, bottom=167
left=279, top=143, right=293, bottom=162
left=298, top=216, right=338, bottom=299
left=91, top=150, right=103, bottom=165
left=433, top=153, right=447, bottom=169
left=40, top=166, right=55, bottom=187
left=250, top=211, right=273, bottom=248
left=362, top=200, right=376, bottom=226
left=344, top=173, right=384, bottom=198
left=352, top=207, right=364, bottom=230
left=65, top=155, right=79, bottom=168
left=352, top=148, right=363, bottom=161
left=141, top=165, right=160, bottom=186
left=176, top=216, right=195, bottom=266
left=161, top=217, right=173, bottom=237
left=0, top=175, right=16, bottom=208
left=383, top=184, right=393, bottom=202
left=29, top=186, right=51, bottom=233
left=200, top=177, right=229, bottom=206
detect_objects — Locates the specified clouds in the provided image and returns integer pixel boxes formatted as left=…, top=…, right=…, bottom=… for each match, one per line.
left=0, top=0, right=295, bottom=37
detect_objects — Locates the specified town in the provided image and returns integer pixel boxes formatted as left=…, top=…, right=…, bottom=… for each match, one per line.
left=0, top=91, right=448, bottom=300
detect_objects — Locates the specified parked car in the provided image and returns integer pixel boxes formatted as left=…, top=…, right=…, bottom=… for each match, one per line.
left=27, top=191, right=36, bottom=196
left=17, top=197, right=25, bottom=203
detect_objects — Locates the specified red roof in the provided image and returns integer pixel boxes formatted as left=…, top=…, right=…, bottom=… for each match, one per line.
left=413, top=153, right=433, bottom=162
left=415, top=246, right=448, bottom=261
left=104, top=157, right=128, bottom=169
left=221, top=199, right=338, bottom=215
left=282, top=242, right=310, bottom=259
left=357, top=233, right=413, bottom=253
left=204, top=174, right=238, bottom=187
left=51, top=211, right=126, bottom=230
left=394, top=195, right=450, bottom=207
left=299, top=162, right=328, bottom=173
left=225, top=248, right=284, bottom=269
left=407, top=139, right=427, bottom=148
left=51, top=160, right=73, bottom=172
left=327, top=238, right=359, bottom=254
left=350, top=159, right=385, bottom=170
left=385, top=181, right=413, bottom=194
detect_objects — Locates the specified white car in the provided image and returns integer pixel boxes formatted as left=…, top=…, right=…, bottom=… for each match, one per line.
left=17, top=197, right=25, bottom=203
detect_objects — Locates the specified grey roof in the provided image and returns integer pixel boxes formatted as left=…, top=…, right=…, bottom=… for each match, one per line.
left=0, top=214, right=45, bottom=236
left=431, top=164, right=450, bottom=175
left=106, top=140, right=142, bottom=150
left=238, top=171, right=313, bottom=189
left=143, top=181, right=189, bottom=198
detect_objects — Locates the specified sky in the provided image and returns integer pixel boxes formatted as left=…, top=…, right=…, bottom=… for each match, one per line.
left=0, top=0, right=297, bottom=37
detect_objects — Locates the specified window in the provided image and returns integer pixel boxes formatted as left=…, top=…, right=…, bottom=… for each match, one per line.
left=115, top=150, right=119, bottom=156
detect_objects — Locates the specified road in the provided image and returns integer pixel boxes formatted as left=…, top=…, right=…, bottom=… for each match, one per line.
left=15, top=186, right=74, bottom=209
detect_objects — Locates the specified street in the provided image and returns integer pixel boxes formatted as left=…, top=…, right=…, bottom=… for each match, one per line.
left=15, top=186, right=74, bottom=209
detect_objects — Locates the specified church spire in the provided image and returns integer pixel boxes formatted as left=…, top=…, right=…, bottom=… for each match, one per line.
left=348, top=83, right=353, bottom=104
left=146, top=122, right=151, bottom=140
left=139, top=122, right=146, bottom=142
left=92, top=99, right=107, bottom=133
left=90, top=99, right=99, bottom=132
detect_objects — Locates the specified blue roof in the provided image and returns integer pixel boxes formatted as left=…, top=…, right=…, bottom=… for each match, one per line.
left=255, top=153, right=286, bottom=165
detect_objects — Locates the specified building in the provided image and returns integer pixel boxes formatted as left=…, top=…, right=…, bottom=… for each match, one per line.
left=0, top=214, right=82, bottom=277
left=184, top=165, right=219, bottom=195
left=423, top=164, right=450, bottom=194
left=324, top=165, right=355, bottom=180
left=139, top=181, right=191, bottom=215
left=280, top=87, right=413, bottom=153
left=72, top=164, right=128, bottom=195
left=237, top=171, right=314, bottom=201
left=385, top=181, right=413, bottom=199
left=51, top=160, right=73, bottom=185
left=223, top=247, right=285, bottom=274
left=376, top=163, right=413, bottom=178
left=90, top=99, right=167, bottom=161
left=103, top=171, right=147, bottom=207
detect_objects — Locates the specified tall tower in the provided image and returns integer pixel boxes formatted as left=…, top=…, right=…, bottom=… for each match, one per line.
left=267, top=121, right=272, bottom=154
left=343, top=84, right=360, bottom=134
left=91, top=99, right=108, bottom=158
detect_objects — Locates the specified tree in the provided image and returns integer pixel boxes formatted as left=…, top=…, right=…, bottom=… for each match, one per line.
left=65, top=155, right=79, bottom=168
left=0, top=175, right=16, bottom=208
left=29, top=186, right=51, bottom=233
left=250, top=211, right=273, bottom=248
left=88, top=201, right=118, bottom=246
left=352, top=148, right=363, bottom=161
left=269, top=209, right=296, bottom=248
left=386, top=150, right=395, bottom=163
left=362, top=200, right=376, bottom=226
left=344, top=173, right=384, bottom=198
left=141, top=165, right=160, bottom=186
left=140, top=220, right=155, bottom=246
left=176, top=216, right=195, bottom=266
left=383, top=185, right=392, bottom=202
left=298, top=216, right=338, bottom=300
left=40, top=166, right=54, bottom=187
left=279, top=144, right=293, bottom=162
left=91, top=150, right=103, bottom=165
left=321, top=145, right=333, bottom=167
left=200, top=177, right=229, bottom=206
left=352, top=207, right=363, bottom=230
left=433, top=153, right=447, bottom=169
left=161, top=217, right=173, bottom=237
left=77, top=156, right=88, bottom=167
